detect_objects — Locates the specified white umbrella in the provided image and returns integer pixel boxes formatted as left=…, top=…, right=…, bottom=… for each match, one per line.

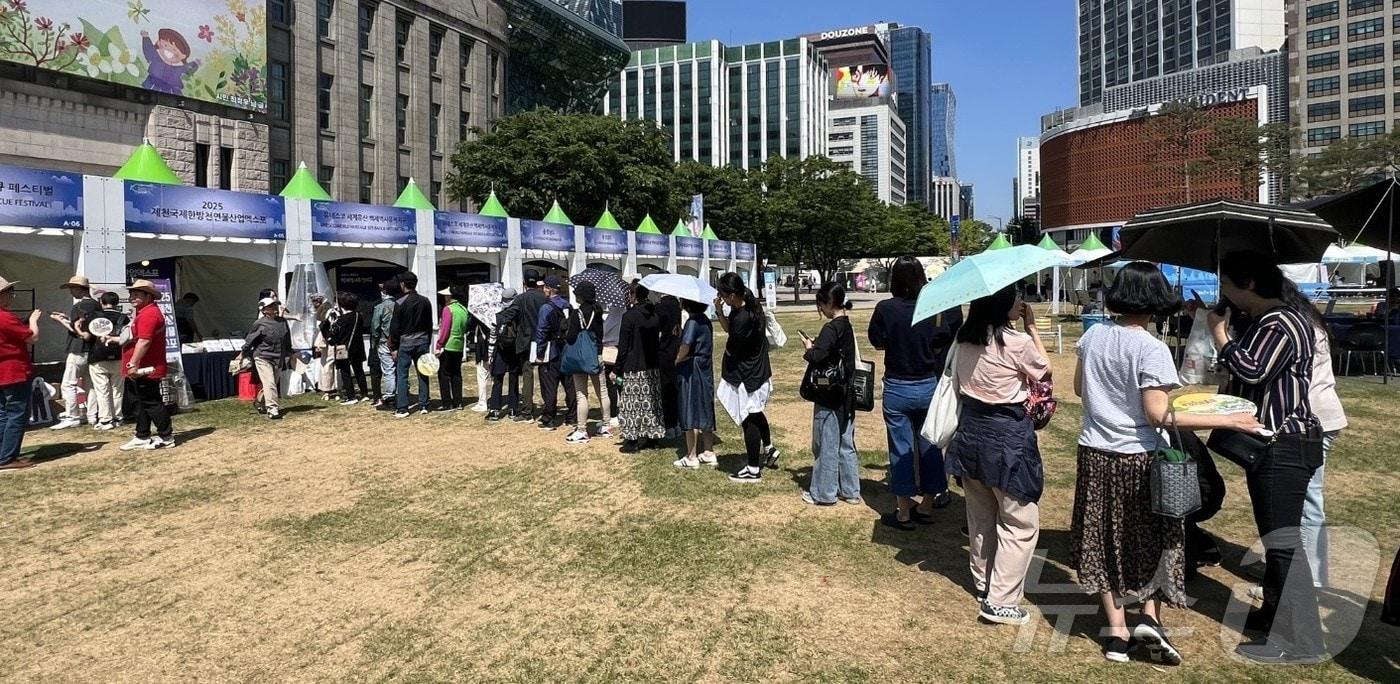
left=639, top=273, right=717, bottom=305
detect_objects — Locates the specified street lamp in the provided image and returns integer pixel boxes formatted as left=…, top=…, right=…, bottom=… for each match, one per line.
left=986, top=216, right=1005, bottom=233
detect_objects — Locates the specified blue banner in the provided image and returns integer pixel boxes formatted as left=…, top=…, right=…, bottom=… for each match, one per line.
left=735, top=242, right=756, bottom=261
left=0, top=164, right=82, bottom=228
left=520, top=220, right=575, bottom=251
left=708, top=240, right=732, bottom=260
left=311, top=201, right=416, bottom=244
left=584, top=227, right=628, bottom=254
left=125, top=183, right=285, bottom=239
left=635, top=232, right=669, bottom=257
left=1161, top=265, right=1220, bottom=305
left=676, top=235, right=703, bottom=259
left=434, top=212, right=507, bottom=248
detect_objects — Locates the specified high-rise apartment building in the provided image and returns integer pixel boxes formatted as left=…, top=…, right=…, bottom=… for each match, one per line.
left=827, top=103, right=908, bottom=205
left=1016, top=136, right=1041, bottom=219
left=1288, top=0, right=1397, bottom=156
left=603, top=39, right=831, bottom=170
left=1078, top=0, right=1286, bottom=105
left=878, top=23, right=934, bottom=207
left=930, top=83, right=957, bottom=178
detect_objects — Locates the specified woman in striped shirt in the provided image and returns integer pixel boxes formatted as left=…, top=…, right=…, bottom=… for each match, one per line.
left=1210, top=251, right=1325, bottom=665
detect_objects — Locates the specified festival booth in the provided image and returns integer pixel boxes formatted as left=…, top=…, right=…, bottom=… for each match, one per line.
left=580, top=207, right=628, bottom=276
left=631, top=214, right=670, bottom=278
left=671, top=220, right=705, bottom=278
left=434, top=189, right=510, bottom=292
left=0, top=163, right=86, bottom=367
left=703, top=224, right=737, bottom=288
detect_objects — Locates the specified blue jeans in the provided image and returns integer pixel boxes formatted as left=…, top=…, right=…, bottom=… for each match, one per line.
left=395, top=342, right=431, bottom=412
left=377, top=342, right=396, bottom=398
left=810, top=404, right=859, bottom=504
left=1, top=381, right=33, bottom=464
left=1301, top=431, right=1338, bottom=588
left=881, top=377, right=948, bottom=498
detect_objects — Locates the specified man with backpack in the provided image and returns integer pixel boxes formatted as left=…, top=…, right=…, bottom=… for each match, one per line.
left=532, top=276, right=575, bottom=431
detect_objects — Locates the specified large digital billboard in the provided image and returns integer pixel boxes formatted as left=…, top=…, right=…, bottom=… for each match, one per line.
left=835, top=65, right=890, bottom=99
left=0, top=0, right=266, bottom=112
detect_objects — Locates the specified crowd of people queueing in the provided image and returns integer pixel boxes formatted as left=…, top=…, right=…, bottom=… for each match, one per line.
left=0, top=252, right=1384, bottom=665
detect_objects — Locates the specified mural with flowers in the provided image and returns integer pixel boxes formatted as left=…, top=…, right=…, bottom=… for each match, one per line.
left=0, top=0, right=265, bottom=112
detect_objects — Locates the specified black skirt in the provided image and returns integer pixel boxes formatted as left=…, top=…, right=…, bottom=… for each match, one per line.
left=945, top=398, right=1044, bottom=504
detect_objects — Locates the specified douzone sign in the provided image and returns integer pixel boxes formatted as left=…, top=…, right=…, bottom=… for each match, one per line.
left=811, top=26, right=875, bottom=41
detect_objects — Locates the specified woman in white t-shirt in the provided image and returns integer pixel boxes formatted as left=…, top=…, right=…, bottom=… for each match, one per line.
left=1072, top=263, right=1262, bottom=665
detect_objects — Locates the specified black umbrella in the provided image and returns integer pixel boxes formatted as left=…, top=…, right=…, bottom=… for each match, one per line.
left=569, top=267, right=629, bottom=309
left=1120, top=199, right=1338, bottom=272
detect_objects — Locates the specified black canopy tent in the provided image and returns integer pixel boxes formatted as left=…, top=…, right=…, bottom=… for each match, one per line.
left=1296, top=179, right=1399, bottom=381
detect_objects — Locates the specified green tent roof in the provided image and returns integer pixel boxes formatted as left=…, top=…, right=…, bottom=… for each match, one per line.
left=479, top=190, right=510, bottom=218
left=543, top=200, right=573, bottom=225
left=392, top=178, right=435, bottom=210
left=113, top=141, right=182, bottom=186
left=986, top=233, right=1013, bottom=251
left=1036, top=234, right=1059, bottom=250
left=1079, top=232, right=1108, bottom=251
left=594, top=207, right=622, bottom=230
left=279, top=162, right=333, bottom=200
left=701, top=223, right=719, bottom=240
left=636, top=214, right=663, bottom=234
left=670, top=220, right=692, bottom=237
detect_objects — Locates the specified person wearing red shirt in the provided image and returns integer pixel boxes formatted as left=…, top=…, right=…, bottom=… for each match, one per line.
left=0, top=276, right=42, bottom=469
left=119, top=280, right=175, bottom=451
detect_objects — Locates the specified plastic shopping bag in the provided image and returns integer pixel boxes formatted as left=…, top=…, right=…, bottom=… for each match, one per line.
left=1179, top=309, right=1218, bottom=385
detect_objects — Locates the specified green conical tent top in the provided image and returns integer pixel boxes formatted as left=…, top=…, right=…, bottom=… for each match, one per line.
left=543, top=200, right=573, bottom=225
left=113, top=141, right=182, bottom=186
left=986, top=233, right=1013, bottom=251
left=479, top=190, right=510, bottom=218
left=1036, top=234, right=1059, bottom=250
left=594, top=207, right=622, bottom=230
left=636, top=214, right=663, bottom=234
left=671, top=220, right=692, bottom=237
left=1079, top=232, right=1109, bottom=251
left=701, top=223, right=719, bottom=240
left=393, top=178, right=435, bottom=210
left=279, top=162, right=333, bottom=200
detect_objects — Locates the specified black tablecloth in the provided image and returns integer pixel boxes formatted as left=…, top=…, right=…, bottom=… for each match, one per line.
left=182, top=351, right=240, bottom=401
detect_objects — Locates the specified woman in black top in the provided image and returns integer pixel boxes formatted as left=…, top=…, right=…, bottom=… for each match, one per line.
left=1210, top=251, right=1325, bottom=664
left=564, top=281, right=610, bottom=444
left=868, top=256, right=963, bottom=527
left=616, top=283, right=666, bottom=453
left=323, top=292, right=368, bottom=404
left=714, top=272, right=777, bottom=483
left=801, top=282, right=859, bottom=505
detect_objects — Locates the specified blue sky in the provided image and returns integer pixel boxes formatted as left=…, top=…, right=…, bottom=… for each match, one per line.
left=687, top=0, right=1078, bottom=226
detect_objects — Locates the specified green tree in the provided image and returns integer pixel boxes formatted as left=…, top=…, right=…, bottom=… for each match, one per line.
left=865, top=203, right=945, bottom=274
left=1207, top=118, right=1294, bottom=200
left=1295, top=135, right=1384, bottom=198
left=444, top=111, right=676, bottom=228
left=669, top=161, right=765, bottom=245
left=1007, top=215, right=1040, bottom=248
left=957, top=218, right=993, bottom=254
left=757, top=156, right=883, bottom=297
left=1144, top=101, right=1212, bottom=203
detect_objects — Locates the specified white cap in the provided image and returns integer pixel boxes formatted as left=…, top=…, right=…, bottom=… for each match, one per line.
left=258, top=297, right=278, bottom=310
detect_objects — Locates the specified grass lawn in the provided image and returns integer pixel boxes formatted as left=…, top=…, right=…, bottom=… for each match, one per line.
left=2, top=309, right=1397, bottom=682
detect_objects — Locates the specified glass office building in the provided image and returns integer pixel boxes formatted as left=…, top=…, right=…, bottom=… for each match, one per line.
left=1077, top=0, right=1285, bottom=105
left=553, top=0, right=625, bottom=38
left=879, top=23, right=933, bottom=207
left=503, top=0, right=631, bottom=112
left=930, top=83, right=956, bottom=179
left=604, top=39, right=831, bottom=169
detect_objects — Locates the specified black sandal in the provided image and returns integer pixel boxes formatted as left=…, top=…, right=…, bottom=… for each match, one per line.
left=881, top=512, right=916, bottom=531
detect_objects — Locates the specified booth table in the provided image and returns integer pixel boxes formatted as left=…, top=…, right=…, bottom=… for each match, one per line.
left=182, top=351, right=241, bottom=401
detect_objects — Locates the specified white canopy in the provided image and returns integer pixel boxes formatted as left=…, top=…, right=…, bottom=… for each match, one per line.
left=1343, top=244, right=1400, bottom=263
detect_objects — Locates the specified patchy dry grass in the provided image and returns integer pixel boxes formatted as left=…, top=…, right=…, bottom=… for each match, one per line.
left=0, top=309, right=1396, bottom=682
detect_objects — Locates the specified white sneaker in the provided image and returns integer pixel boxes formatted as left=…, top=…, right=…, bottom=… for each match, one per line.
left=609, top=417, right=620, bottom=428
left=50, top=418, right=82, bottom=431
left=151, top=436, right=176, bottom=449
left=729, top=466, right=763, bottom=484
left=698, top=451, right=718, bottom=467
left=119, top=437, right=154, bottom=451
left=674, top=455, right=700, bottom=469
left=598, top=424, right=613, bottom=437
left=471, top=403, right=488, bottom=413
left=565, top=430, right=590, bottom=444
left=339, top=398, right=359, bottom=406
left=93, top=421, right=115, bottom=431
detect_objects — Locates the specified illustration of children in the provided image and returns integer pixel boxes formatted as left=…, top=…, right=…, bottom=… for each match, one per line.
left=140, top=28, right=198, bottom=95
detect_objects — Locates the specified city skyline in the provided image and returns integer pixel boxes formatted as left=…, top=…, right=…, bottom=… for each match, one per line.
left=688, top=0, right=1078, bottom=228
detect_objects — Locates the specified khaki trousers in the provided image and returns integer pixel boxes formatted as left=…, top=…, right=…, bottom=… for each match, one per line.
left=88, top=360, right=124, bottom=424
left=255, top=358, right=282, bottom=413
left=963, top=475, right=1041, bottom=607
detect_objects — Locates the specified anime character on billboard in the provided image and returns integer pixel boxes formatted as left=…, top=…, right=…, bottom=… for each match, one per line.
left=836, top=65, right=889, bottom=98
left=140, top=28, right=198, bottom=94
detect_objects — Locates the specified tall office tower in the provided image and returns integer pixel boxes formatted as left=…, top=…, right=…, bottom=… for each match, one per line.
left=1016, top=136, right=1040, bottom=219
left=604, top=39, right=831, bottom=170
left=930, top=83, right=957, bottom=179
left=930, top=176, right=963, bottom=222
left=827, top=103, right=908, bottom=205
left=1289, top=0, right=1398, bottom=156
left=1077, top=0, right=1286, bottom=105
left=877, top=22, right=933, bottom=207
left=959, top=183, right=975, bottom=220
